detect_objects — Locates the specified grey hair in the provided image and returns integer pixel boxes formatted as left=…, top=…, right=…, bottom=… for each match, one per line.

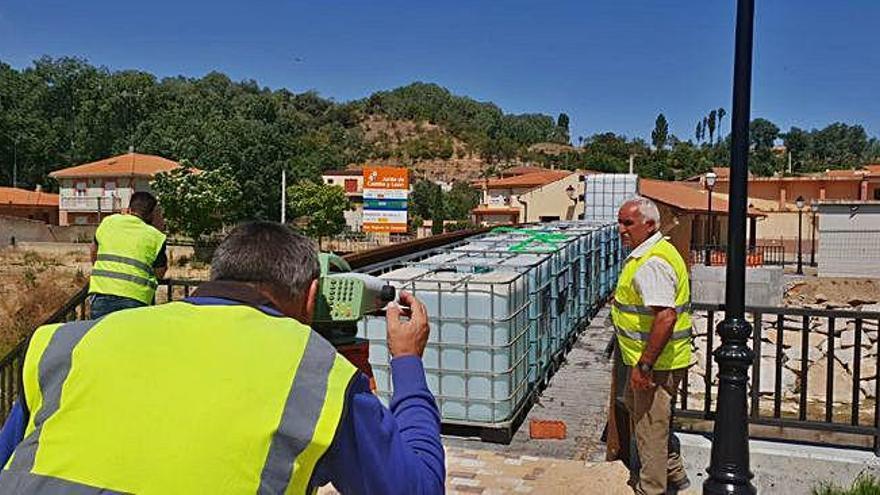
left=211, top=221, right=320, bottom=298
left=621, top=196, right=661, bottom=226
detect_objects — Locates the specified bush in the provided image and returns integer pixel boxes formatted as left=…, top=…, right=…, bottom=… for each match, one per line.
left=813, top=474, right=880, bottom=495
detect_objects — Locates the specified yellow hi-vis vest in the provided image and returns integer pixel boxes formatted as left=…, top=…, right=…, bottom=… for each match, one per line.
left=611, top=237, right=692, bottom=370
left=0, top=302, right=358, bottom=494
left=89, top=214, right=166, bottom=304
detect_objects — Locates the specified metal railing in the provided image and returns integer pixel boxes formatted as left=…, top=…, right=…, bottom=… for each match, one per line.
left=677, top=303, right=880, bottom=455
left=689, top=244, right=786, bottom=267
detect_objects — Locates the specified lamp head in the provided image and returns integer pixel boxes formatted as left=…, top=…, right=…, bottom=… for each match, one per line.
left=795, top=196, right=805, bottom=210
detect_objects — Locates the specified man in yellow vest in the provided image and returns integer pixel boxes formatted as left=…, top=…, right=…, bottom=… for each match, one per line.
left=612, top=197, right=692, bottom=495
left=88, top=191, right=168, bottom=319
left=0, top=221, right=444, bottom=494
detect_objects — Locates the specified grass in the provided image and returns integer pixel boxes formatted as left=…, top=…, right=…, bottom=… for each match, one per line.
left=813, top=474, right=880, bottom=495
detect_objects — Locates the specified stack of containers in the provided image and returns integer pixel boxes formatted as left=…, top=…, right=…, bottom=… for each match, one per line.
left=357, top=220, right=621, bottom=430
left=582, top=173, right=638, bottom=222
left=359, top=266, right=530, bottom=423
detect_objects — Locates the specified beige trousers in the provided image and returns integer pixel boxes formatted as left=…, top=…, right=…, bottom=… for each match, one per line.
left=623, top=368, right=688, bottom=495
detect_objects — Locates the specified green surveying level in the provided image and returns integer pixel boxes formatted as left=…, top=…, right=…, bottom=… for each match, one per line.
left=313, top=253, right=398, bottom=347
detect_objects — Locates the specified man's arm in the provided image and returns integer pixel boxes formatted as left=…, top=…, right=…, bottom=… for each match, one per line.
left=0, top=401, right=27, bottom=469
left=153, top=241, right=168, bottom=280
left=311, top=292, right=444, bottom=494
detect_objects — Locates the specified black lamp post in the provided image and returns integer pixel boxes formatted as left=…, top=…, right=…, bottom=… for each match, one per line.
left=796, top=195, right=805, bottom=275
left=704, top=0, right=758, bottom=492
left=810, top=202, right=818, bottom=267
left=705, top=171, right=718, bottom=266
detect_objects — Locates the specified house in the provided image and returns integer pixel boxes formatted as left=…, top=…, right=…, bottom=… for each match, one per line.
left=690, top=166, right=880, bottom=210
left=0, top=186, right=59, bottom=225
left=321, top=169, right=365, bottom=232
left=472, top=170, right=584, bottom=225
left=815, top=200, right=880, bottom=279
left=689, top=166, right=880, bottom=254
left=639, top=179, right=765, bottom=262
left=49, top=152, right=183, bottom=226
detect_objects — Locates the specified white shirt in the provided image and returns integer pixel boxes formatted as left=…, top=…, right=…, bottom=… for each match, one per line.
left=626, top=232, right=678, bottom=309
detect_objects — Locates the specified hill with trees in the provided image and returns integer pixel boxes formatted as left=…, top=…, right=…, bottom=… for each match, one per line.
left=1, top=56, right=878, bottom=224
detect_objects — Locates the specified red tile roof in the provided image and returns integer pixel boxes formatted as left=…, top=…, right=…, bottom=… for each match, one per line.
left=322, top=169, right=363, bottom=177
left=49, top=153, right=183, bottom=179
left=483, top=170, right=572, bottom=189
left=472, top=206, right=521, bottom=215
left=0, top=187, right=59, bottom=206
left=500, top=166, right=552, bottom=177
left=639, top=179, right=763, bottom=217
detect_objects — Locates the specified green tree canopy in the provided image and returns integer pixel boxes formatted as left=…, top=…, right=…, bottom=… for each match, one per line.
left=286, top=180, right=349, bottom=244
left=651, top=114, right=669, bottom=151
left=150, top=164, right=242, bottom=242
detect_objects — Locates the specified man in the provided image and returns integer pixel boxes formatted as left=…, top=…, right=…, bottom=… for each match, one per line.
left=612, top=197, right=692, bottom=495
left=88, top=191, right=168, bottom=319
left=0, top=222, right=444, bottom=494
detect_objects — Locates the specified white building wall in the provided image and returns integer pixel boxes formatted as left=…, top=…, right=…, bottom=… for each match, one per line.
left=817, top=202, right=880, bottom=278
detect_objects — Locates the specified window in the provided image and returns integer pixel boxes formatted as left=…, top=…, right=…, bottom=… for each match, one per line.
left=75, top=181, right=87, bottom=196
left=874, top=188, right=880, bottom=200
left=327, top=179, right=335, bottom=184
left=344, top=179, right=358, bottom=193
left=104, top=181, right=117, bottom=198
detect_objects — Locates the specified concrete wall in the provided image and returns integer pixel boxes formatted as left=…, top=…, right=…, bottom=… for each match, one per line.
left=0, top=215, right=96, bottom=243
left=690, top=265, right=784, bottom=306
left=817, top=202, right=880, bottom=278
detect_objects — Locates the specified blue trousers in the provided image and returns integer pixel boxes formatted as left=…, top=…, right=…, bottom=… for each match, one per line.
left=88, top=294, right=146, bottom=319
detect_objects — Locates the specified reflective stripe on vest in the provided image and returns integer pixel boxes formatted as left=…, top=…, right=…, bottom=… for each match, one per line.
left=89, top=214, right=165, bottom=305
left=1, top=304, right=358, bottom=494
left=611, top=237, right=692, bottom=370
left=612, top=299, right=691, bottom=315
left=615, top=326, right=693, bottom=342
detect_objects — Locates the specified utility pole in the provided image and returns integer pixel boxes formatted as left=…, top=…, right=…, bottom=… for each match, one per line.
left=281, top=169, right=286, bottom=224
left=703, top=0, right=758, bottom=493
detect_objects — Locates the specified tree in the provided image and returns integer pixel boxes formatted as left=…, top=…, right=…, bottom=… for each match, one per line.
left=707, top=110, right=717, bottom=145
left=782, top=127, right=811, bottom=172
left=444, top=181, right=480, bottom=220
left=750, top=118, right=780, bottom=151
left=717, top=107, right=727, bottom=143
left=286, top=180, right=349, bottom=246
left=651, top=113, right=669, bottom=151
left=702, top=116, right=709, bottom=144
left=150, top=164, right=242, bottom=243
left=695, top=121, right=703, bottom=144
left=556, top=113, right=570, bottom=142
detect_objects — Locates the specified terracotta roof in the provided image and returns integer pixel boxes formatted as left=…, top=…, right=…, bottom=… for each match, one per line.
left=500, top=166, right=553, bottom=177
left=322, top=169, right=363, bottom=177
left=639, top=179, right=764, bottom=217
left=484, top=170, right=572, bottom=189
left=472, top=206, right=521, bottom=215
left=864, top=164, right=880, bottom=176
left=49, top=153, right=182, bottom=179
left=0, top=187, right=59, bottom=207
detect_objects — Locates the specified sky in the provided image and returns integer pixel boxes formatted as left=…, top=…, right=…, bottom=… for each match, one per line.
left=1, top=0, right=878, bottom=143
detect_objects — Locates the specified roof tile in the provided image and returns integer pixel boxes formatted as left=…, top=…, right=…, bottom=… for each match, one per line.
left=49, top=153, right=182, bottom=179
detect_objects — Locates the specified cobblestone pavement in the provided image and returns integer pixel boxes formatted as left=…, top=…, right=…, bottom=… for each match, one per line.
left=443, top=307, right=615, bottom=462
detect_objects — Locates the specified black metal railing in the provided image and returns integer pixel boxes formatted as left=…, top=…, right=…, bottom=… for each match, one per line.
left=677, top=303, right=880, bottom=455
left=689, top=244, right=786, bottom=266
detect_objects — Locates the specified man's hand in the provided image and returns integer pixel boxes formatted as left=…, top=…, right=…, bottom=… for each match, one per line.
left=630, top=365, right=655, bottom=391
left=386, top=291, right=430, bottom=358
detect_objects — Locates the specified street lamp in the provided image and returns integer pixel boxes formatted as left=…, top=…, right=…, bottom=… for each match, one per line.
left=704, top=171, right=718, bottom=266
left=795, top=195, right=805, bottom=275
left=704, top=0, right=758, bottom=492
left=810, top=202, right=818, bottom=267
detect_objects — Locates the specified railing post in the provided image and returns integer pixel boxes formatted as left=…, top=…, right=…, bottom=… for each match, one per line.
left=704, top=0, right=757, bottom=492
